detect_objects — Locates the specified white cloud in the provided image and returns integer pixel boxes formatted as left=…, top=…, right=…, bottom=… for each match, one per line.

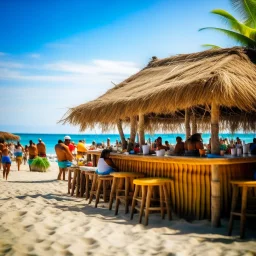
left=44, top=59, right=139, bottom=75
left=29, top=53, right=40, bottom=59
left=0, top=59, right=140, bottom=84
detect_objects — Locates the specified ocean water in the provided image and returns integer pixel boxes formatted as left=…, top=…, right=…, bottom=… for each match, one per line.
left=14, top=133, right=256, bottom=154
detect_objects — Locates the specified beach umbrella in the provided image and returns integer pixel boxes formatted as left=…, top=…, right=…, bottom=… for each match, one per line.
left=0, top=131, right=20, bottom=141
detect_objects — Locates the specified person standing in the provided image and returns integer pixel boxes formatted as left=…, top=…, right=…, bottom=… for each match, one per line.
left=28, top=140, right=38, bottom=171
left=55, top=140, right=73, bottom=180
left=14, top=142, right=23, bottom=171
left=174, top=136, right=185, bottom=156
left=0, top=138, right=4, bottom=171
left=1, top=141, right=11, bottom=180
left=37, top=138, right=47, bottom=157
left=64, top=136, right=75, bottom=153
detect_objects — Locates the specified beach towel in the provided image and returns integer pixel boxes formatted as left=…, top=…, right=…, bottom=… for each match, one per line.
left=2, top=155, right=11, bottom=164
left=58, top=161, right=72, bottom=168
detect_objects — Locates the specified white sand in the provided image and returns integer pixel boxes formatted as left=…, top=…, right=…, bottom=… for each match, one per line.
left=0, top=162, right=256, bottom=256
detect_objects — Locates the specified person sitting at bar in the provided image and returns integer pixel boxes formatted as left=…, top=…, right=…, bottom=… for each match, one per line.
left=184, top=133, right=204, bottom=156
left=89, top=141, right=97, bottom=150
left=156, top=137, right=167, bottom=151
left=77, top=140, right=87, bottom=156
left=174, top=136, right=185, bottom=156
left=250, top=138, right=256, bottom=155
left=165, top=141, right=171, bottom=150
left=134, top=143, right=140, bottom=154
left=96, top=149, right=118, bottom=175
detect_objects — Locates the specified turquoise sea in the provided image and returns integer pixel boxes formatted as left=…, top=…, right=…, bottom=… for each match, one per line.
left=14, top=133, right=256, bottom=154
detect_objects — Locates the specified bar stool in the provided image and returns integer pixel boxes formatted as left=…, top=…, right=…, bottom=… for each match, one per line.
left=79, top=166, right=97, bottom=199
left=67, top=167, right=75, bottom=194
left=70, top=167, right=81, bottom=197
left=130, top=177, right=173, bottom=226
left=109, top=172, right=145, bottom=214
left=88, top=174, right=113, bottom=208
left=228, top=180, right=256, bottom=238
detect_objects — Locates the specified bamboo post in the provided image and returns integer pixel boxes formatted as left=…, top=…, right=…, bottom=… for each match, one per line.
left=130, top=116, right=137, bottom=144
left=211, top=102, right=221, bottom=227
left=185, top=108, right=191, bottom=139
left=138, top=113, right=145, bottom=146
left=191, top=113, right=197, bottom=134
left=116, top=119, right=126, bottom=150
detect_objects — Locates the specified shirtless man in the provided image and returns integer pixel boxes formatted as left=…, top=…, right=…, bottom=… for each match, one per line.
left=28, top=140, right=38, bottom=171
left=55, top=140, right=73, bottom=180
left=37, top=139, right=46, bottom=157
left=174, top=136, right=185, bottom=156
left=1, top=143, right=11, bottom=180
left=156, top=137, right=167, bottom=151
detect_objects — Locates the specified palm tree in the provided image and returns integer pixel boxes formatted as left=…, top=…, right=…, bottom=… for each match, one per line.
left=199, top=0, right=256, bottom=48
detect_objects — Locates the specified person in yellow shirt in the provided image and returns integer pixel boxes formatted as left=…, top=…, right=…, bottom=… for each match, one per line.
left=77, top=140, right=87, bottom=159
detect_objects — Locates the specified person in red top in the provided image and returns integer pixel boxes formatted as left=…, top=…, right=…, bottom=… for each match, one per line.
left=64, top=136, right=75, bottom=153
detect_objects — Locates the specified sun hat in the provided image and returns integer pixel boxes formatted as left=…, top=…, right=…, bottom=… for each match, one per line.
left=38, top=138, right=42, bottom=142
left=64, top=135, right=71, bottom=140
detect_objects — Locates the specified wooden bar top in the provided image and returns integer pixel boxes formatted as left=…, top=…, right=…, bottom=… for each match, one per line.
left=87, top=150, right=256, bottom=165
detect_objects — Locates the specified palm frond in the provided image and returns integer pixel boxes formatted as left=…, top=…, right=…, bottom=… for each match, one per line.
left=201, top=44, right=222, bottom=49
left=231, top=0, right=256, bottom=27
left=210, top=9, right=256, bottom=38
left=199, top=27, right=256, bottom=47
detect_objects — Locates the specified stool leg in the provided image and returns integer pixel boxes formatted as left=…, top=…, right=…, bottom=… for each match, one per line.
left=130, top=184, right=139, bottom=220
left=228, top=184, right=239, bottom=236
left=240, top=186, right=248, bottom=239
left=145, top=186, right=152, bottom=226
left=125, top=177, right=130, bottom=214
left=71, top=171, right=77, bottom=196
left=109, top=177, right=117, bottom=210
left=85, top=174, right=90, bottom=200
left=163, top=184, right=172, bottom=220
left=89, top=174, right=97, bottom=204
left=159, top=185, right=165, bottom=219
left=95, top=179, right=102, bottom=208
left=103, top=180, right=107, bottom=202
left=139, top=186, right=147, bottom=224
left=68, top=169, right=71, bottom=194
left=76, top=170, right=81, bottom=197
left=80, top=173, right=84, bottom=197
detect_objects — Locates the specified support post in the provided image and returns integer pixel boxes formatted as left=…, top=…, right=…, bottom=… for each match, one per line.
left=211, top=102, right=221, bottom=227
left=116, top=120, right=126, bottom=150
left=191, top=113, right=197, bottom=134
left=138, top=113, right=145, bottom=146
left=130, top=116, right=137, bottom=144
left=185, top=108, right=191, bottom=140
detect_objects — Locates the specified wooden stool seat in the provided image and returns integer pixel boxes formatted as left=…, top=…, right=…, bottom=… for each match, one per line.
left=109, top=172, right=144, bottom=214
left=88, top=174, right=113, bottom=208
left=79, top=167, right=97, bottom=199
left=133, top=177, right=173, bottom=186
left=131, top=177, right=173, bottom=225
left=228, top=180, right=256, bottom=238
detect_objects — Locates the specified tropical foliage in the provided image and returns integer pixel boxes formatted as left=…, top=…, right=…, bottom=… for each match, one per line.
left=199, top=0, right=256, bottom=48
left=31, top=157, right=50, bottom=172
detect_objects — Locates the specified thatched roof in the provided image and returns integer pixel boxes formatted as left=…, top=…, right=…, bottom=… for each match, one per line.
left=62, top=47, right=256, bottom=131
left=0, top=132, right=20, bottom=141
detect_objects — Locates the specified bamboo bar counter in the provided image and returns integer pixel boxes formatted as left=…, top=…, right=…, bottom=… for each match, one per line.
left=87, top=150, right=256, bottom=220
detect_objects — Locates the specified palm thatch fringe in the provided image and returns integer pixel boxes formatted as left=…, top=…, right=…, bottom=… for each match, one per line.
left=0, top=132, right=20, bottom=141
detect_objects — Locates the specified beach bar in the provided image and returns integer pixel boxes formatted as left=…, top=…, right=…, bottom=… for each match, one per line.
left=62, top=47, right=256, bottom=226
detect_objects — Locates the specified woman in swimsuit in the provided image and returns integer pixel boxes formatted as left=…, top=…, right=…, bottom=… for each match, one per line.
left=184, top=133, right=204, bottom=156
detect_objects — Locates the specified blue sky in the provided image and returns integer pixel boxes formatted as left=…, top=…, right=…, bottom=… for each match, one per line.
left=0, top=0, right=237, bottom=133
